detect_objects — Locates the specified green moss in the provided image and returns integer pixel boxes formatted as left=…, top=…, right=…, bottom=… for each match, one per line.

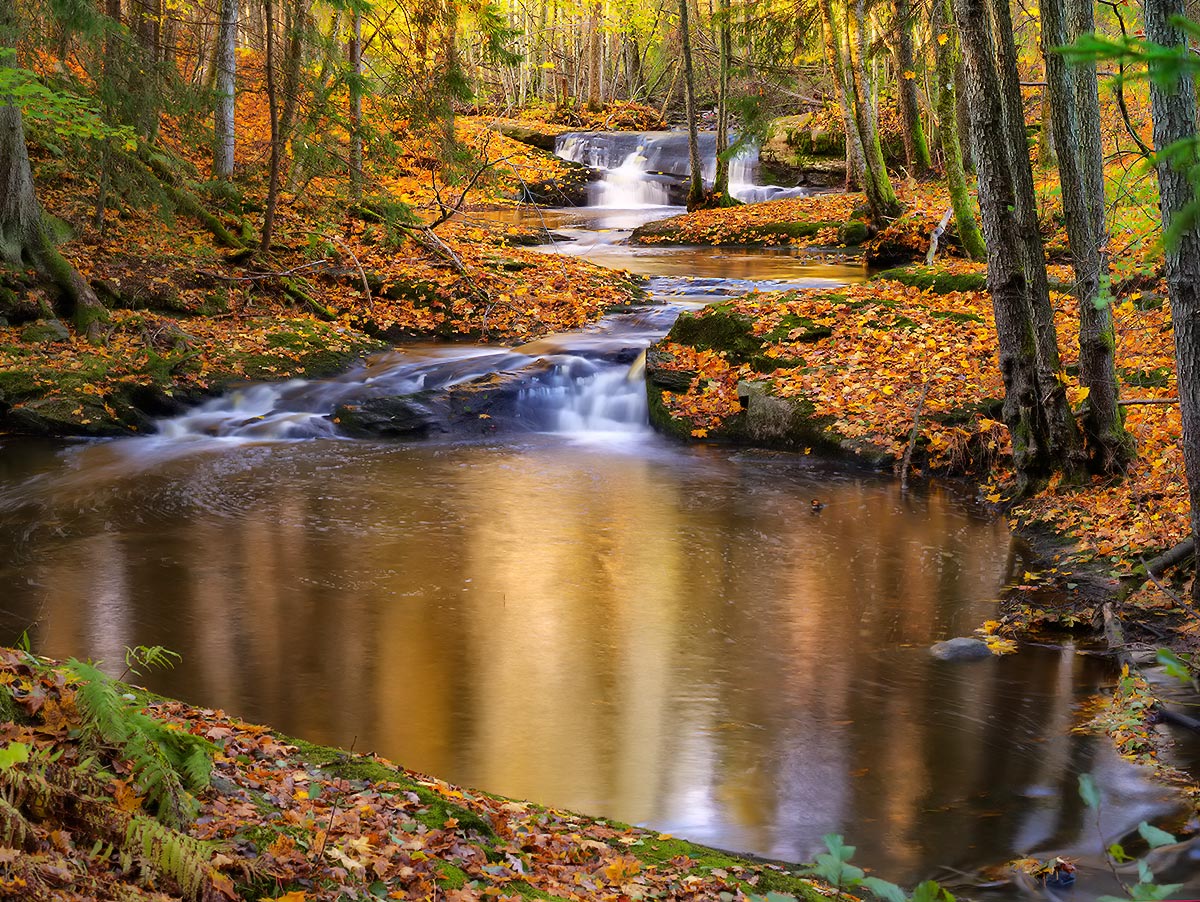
left=1120, top=366, right=1172, bottom=388
left=646, top=381, right=696, bottom=441
left=284, top=736, right=494, bottom=838
left=837, top=220, right=871, bottom=246
left=874, top=265, right=988, bottom=294
left=764, top=314, right=832, bottom=344
left=667, top=307, right=762, bottom=360
left=930, top=309, right=986, bottom=324
left=436, top=861, right=469, bottom=890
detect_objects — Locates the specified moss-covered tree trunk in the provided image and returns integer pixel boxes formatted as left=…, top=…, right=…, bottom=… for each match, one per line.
left=848, top=0, right=900, bottom=221
left=818, top=0, right=867, bottom=190
left=679, top=0, right=704, bottom=210
left=712, top=0, right=732, bottom=203
left=931, top=0, right=984, bottom=260
left=892, top=0, right=932, bottom=174
left=1144, top=0, right=1200, bottom=601
left=1041, top=0, right=1133, bottom=474
left=953, top=0, right=1082, bottom=492
left=0, top=0, right=106, bottom=342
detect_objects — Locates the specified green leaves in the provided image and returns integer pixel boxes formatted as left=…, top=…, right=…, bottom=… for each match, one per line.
left=0, top=66, right=135, bottom=147
left=1138, top=820, right=1177, bottom=850
left=799, top=835, right=949, bottom=902
left=1078, top=772, right=1101, bottom=809
left=1156, top=647, right=1193, bottom=684
left=0, top=742, right=29, bottom=772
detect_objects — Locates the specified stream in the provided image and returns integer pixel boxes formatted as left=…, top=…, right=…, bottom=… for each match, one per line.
left=2, top=150, right=1199, bottom=897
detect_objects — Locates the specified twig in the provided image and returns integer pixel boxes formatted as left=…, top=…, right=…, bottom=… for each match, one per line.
left=1118, top=397, right=1178, bottom=406
left=313, top=736, right=357, bottom=864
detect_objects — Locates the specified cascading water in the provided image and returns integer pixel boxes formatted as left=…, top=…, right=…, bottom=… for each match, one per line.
left=144, top=310, right=673, bottom=444
left=556, top=131, right=813, bottom=207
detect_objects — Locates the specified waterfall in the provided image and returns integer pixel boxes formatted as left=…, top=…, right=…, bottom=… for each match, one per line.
left=556, top=131, right=814, bottom=208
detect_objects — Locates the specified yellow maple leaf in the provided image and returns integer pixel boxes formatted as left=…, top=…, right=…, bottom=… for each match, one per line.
left=937, top=32, right=949, bottom=45
left=903, top=69, right=916, bottom=79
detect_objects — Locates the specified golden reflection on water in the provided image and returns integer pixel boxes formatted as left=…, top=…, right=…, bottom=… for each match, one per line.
left=0, top=438, right=1175, bottom=879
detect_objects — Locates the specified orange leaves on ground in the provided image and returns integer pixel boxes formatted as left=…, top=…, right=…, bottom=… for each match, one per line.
left=636, top=193, right=865, bottom=246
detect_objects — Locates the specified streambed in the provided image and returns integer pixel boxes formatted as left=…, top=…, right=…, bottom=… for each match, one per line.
left=0, top=195, right=1197, bottom=896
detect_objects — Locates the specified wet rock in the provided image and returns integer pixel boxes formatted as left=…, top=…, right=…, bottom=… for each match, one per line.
left=929, top=637, right=993, bottom=661
left=333, top=397, right=440, bottom=438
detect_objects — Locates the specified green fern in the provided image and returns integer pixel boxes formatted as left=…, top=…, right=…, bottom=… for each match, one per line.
left=0, top=747, right=225, bottom=900
left=65, top=658, right=215, bottom=828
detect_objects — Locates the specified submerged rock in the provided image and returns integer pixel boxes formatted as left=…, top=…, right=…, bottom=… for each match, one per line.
left=333, top=397, right=440, bottom=438
left=929, top=637, right=993, bottom=661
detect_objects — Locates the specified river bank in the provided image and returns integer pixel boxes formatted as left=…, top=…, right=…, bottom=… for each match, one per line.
left=0, top=646, right=836, bottom=901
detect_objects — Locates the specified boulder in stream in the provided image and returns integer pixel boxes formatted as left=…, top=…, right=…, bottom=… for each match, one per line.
left=929, top=637, right=993, bottom=661
left=333, top=397, right=440, bottom=438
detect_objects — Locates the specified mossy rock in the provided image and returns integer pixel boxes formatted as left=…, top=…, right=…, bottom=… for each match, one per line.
left=488, top=120, right=561, bottom=151
left=837, top=220, right=871, bottom=246
left=20, top=319, right=71, bottom=345
left=763, top=313, right=831, bottom=344
left=666, top=307, right=763, bottom=360
left=874, top=265, right=988, bottom=294
left=2, top=396, right=127, bottom=437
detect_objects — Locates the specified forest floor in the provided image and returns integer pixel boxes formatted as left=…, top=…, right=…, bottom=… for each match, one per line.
left=0, top=114, right=640, bottom=436
left=0, top=646, right=834, bottom=902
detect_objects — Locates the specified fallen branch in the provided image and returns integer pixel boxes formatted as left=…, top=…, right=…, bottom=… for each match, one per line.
left=925, top=208, right=954, bottom=266
left=1139, top=553, right=1188, bottom=608
left=281, top=278, right=337, bottom=321
left=1117, top=397, right=1178, bottom=406
left=1142, top=538, right=1194, bottom=578
left=1102, top=603, right=1135, bottom=671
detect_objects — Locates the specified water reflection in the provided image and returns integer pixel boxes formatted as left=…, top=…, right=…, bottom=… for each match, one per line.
left=0, top=436, right=1183, bottom=888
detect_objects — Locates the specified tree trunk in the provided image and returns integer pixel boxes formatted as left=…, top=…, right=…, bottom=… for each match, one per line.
left=818, top=0, right=867, bottom=190
left=953, top=0, right=1081, bottom=491
left=214, top=0, right=238, bottom=178
left=1041, top=0, right=1133, bottom=473
left=348, top=7, right=363, bottom=206
left=587, top=0, right=601, bottom=110
left=931, top=0, right=984, bottom=260
left=848, top=0, right=900, bottom=220
left=712, top=0, right=731, bottom=201
left=1144, top=0, right=1200, bottom=602
left=892, top=0, right=932, bottom=174
left=679, top=0, right=704, bottom=209
left=0, top=108, right=106, bottom=341
left=261, top=0, right=281, bottom=251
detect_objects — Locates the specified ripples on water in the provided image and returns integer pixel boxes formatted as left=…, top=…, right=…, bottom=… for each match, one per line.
left=0, top=226, right=1197, bottom=897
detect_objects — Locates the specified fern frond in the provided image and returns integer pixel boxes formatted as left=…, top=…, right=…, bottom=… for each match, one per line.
left=65, top=660, right=204, bottom=828
left=0, top=792, right=33, bottom=848
left=124, top=811, right=219, bottom=901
